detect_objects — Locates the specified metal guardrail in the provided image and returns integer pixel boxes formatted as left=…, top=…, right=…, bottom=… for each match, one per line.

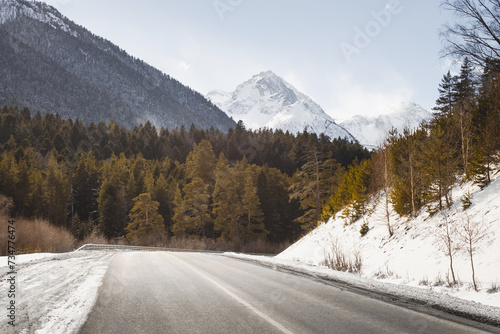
left=75, top=244, right=225, bottom=253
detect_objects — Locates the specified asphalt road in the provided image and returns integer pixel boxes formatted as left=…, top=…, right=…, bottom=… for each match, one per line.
left=79, top=252, right=488, bottom=334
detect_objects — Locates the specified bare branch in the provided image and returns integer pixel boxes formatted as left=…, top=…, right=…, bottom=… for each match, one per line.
left=442, top=0, right=500, bottom=69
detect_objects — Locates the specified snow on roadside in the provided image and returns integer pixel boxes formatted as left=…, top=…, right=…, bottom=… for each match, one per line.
left=274, top=172, right=500, bottom=312
left=0, top=251, right=114, bottom=334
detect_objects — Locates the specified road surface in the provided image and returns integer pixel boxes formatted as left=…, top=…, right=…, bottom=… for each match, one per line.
left=79, top=252, right=488, bottom=334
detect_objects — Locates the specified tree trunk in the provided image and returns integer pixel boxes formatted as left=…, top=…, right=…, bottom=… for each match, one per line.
left=384, top=148, right=392, bottom=237
left=409, top=150, right=416, bottom=217
left=469, top=242, right=477, bottom=291
left=449, top=253, right=457, bottom=285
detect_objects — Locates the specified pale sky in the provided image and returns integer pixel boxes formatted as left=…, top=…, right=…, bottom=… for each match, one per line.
left=39, top=0, right=457, bottom=121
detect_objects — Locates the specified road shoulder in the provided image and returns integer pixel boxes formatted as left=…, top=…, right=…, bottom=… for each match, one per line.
left=224, top=252, right=500, bottom=333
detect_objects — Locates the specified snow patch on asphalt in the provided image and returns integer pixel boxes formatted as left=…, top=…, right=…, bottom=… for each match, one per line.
left=0, top=251, right=114, bottom=334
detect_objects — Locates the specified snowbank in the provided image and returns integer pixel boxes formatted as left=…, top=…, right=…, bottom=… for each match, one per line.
left=0, top=251, right=114, bottom=334
left=277, top=173, right=500, bottom=310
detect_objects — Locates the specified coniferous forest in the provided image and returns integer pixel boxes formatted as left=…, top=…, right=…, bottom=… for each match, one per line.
left=0, top=109, right=369, bottom=252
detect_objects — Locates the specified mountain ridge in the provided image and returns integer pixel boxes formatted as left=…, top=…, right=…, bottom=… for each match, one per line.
left=340, top=102, right=434, bottom=148
left=0, top=0, right=235, bottom=131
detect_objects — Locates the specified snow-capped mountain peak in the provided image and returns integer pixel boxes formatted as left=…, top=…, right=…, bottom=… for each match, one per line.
left=0, top=0, right=77, bottom=36
left=340, top=102, right=433, bottom=148
left=207, top=71, right=355, bottom=141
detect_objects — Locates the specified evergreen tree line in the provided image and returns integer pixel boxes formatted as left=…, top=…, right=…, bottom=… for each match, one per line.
left=0, top=109, right=369, bottom=248
left=322, top=58, right=500, bottom=227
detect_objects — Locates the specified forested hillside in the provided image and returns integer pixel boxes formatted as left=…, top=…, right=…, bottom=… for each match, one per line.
left=0, top=110, right=369, bottom=251
left=0, top=0, right=235, bottom=131
left=322, top=57, right=500, bottom=230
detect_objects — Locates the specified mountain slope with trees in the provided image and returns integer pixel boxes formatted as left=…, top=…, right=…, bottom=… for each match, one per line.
left=0, top=0, right=234, bottom=131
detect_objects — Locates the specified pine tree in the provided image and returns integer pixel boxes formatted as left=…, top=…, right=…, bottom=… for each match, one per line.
left=419, top=123, right=457, bottom=214
left=144, top=172, right=155, bottom=195
left=14, top=158, right=30, bottom=216
left=172, top=184, right=188, bottom=238
left=175, top=140, right=217, bottom=238
left=44, top=154, right=71, bottom=227
left=212, top=153, right=245, bottom=249
left=181, top=177, right=212, bottom=238
left=331, top=160, right=371, bottom=224
left=127, top=153, right=147, bottom=202
left=469, top=62, right=500, bottom=187
left=185, top=139, right=216, bottom=190
left=72, top=152, right=99, bottom=222
left=290, top=147, right=337, bottom=231
left=389, top=129, right=424, bottom=217
left=433, top=71, right=458, bottom=115
left=29, top=168, right=45, bottom=218
left=125, top=193, right=164, bottom=244
left=256, top=166, right=301, bottom=243
left=454, top=58, right=478, bottom=176
left=98, top=154, right=129, bottom=240
left=151, top=173, right=175, bottom=235
left=0, top=152, right=17, bottom=201
left=455, top=58, right=477, bottom=104
left=241, top=172, right=267, bottom=241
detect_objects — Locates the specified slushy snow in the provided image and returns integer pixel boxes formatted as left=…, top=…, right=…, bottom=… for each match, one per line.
left=0, top=251, right=113, bottom=334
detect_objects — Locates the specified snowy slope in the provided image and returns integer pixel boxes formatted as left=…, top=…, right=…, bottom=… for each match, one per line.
left=340, top=102, right=433, bottom=148
left=277, top=170, right=500, bottom=308
left=207, top=71, right=355, bottom=141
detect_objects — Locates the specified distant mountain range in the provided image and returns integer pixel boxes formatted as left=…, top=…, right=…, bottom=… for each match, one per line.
left=340, top=102, right=434, bottom=148
left=208, top=71, right=433, bottom=147
left=207, top=71, right=355, bottom=141
left=0, top=0, right=234, bottom=131
left=0, top=0, right=432, bottom=142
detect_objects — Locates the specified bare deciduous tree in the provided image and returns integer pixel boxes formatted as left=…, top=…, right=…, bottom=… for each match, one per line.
left=441, top=0, right=500, bottom=70
left=456, top=212, right=489, bottom=291
left=372, top=141, right=394, bottom=237
left=437, top=210, right=460, bottom=285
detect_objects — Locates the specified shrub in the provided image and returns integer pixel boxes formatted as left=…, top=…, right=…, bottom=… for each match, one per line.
left=360, top=222, right=370, bottom=237
left=0, top=215, right=75, bottom=256
left=461, top=191, right=473, bottom=210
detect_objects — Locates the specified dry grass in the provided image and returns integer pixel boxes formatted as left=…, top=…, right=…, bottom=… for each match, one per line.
left=0, top=215, right=76, bottom=256
left=487, top=282, right=499, bottom=294
left=322, top=239, right=363, bottom=274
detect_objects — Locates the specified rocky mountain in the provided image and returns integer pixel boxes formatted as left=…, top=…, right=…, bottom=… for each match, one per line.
left=207, top=71, right=355, bottom=141
left=0, top=0, right=235, bottom=131
left=340, top=102, right=434, bottom=148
